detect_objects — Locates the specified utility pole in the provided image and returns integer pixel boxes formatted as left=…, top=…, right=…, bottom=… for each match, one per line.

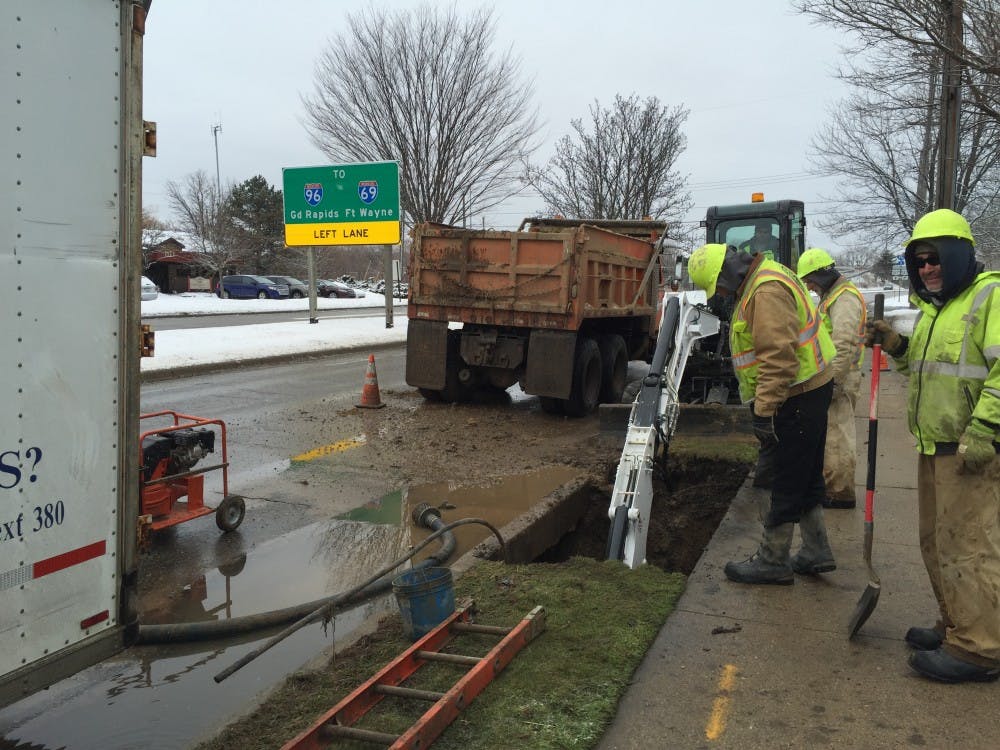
left=935, top=0, right=963, bottom=211
left=211, top=122, right=223, bottom=196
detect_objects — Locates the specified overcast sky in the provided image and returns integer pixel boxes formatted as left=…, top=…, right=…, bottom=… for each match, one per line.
left=142, top=0, right=854, bottom=253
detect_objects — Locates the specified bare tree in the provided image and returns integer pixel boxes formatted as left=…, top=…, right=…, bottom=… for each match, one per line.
left=794, top=0, right=1000, bottom=121
left=523, top=95, right=691, bottom=222
left=166, top=170, right=242, bottom=292
left=793, top=1, right=1000, bottom=260
left=302, top=5, right=540, bottom=225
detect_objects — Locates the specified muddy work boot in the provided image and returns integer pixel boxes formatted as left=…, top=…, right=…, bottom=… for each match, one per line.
left=724, top=523, right=794, bottom=585
left=791, top=504, right=836, bottom=575
left=905, top=626, right=944, bottom=651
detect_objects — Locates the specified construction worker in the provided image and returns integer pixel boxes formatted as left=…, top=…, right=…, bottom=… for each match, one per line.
left=688, top=243, right=837, bottom=584
left=797, top=248, right=867, bottom=509
left=866, top=208, right=1000, bottom=684
left=738, top=220, right=778, bottom=261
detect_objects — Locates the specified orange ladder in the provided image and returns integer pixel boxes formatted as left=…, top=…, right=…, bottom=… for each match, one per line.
left=281, top=601, right=546, bottom=750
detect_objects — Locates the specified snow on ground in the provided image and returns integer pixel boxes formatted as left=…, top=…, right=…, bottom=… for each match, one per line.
left=141, top=292, right=407, bottom=373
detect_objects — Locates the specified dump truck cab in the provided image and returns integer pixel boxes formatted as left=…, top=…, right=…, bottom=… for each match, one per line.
left=702, top=196, right=806, bottom=271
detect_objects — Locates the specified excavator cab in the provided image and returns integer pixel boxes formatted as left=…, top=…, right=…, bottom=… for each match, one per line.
left=702, top=197, right=806, bottom=271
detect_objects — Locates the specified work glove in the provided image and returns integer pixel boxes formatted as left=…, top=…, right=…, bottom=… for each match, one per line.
left=752, top=412, right=779, bottom=449
left=864, top=320, right=907, bottom=357
left=957, top=421, right=998, bottom=475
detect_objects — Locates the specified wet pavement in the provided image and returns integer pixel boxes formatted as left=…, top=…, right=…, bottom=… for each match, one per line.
left=0, top=467, right=582, bottom=749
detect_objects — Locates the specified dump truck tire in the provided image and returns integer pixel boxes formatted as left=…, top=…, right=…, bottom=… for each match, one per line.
left=598, top=334, right=628, bottom=404
left=564, top=337, right=602, bottom=417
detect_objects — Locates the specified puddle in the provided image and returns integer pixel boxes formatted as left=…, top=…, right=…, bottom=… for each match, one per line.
left=0, top=467, right=582, bottom=749
left=336, top=488, right=403, bottom=525
left=1, top=519, right=413, bottom=750
left=406, top=466, right=581, bottom=561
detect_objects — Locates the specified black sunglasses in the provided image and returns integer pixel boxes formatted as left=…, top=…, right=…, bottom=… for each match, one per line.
left=914, top=255, right=940, bottom=269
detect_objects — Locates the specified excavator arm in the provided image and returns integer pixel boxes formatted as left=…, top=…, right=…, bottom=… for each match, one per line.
left=606, top=294, right=721, bottom=569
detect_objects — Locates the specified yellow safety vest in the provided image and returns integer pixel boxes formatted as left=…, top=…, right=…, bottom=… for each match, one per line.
left=730, top=260, right=836, bottom=403
left=819, top=278, right=868, bottom=367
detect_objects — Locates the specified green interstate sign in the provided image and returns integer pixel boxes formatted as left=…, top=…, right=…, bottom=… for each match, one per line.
left=282, top=161, right=400, bottom=246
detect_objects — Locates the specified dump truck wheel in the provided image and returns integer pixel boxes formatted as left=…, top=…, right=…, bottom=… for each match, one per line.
left=564, top=337, right=602, bottom=417
left=438, top=332, right=471, bottom=403
left=216, top=495, right=246, bottom=532
left=598, top=334, right=628, bottom=404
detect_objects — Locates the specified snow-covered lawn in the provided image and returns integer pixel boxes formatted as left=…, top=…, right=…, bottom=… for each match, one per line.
left=141, top=292, right=407, bottom=374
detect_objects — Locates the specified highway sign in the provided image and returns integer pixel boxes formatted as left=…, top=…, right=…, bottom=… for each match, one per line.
left=282, top=162, right=400, bottom=246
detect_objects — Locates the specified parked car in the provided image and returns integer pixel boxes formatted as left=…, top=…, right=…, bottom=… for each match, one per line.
left=318, top=279, right=359, bottom=298
left=140, top=275, right=158, bottom=301
left=264, top=275, right=308, bottom=299
left=216, top=274, right=288, bottom=299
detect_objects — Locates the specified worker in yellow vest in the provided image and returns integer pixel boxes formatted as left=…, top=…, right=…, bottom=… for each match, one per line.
left=797, top=248, right=867, bottom=509
left=689, top=243, right=837, bottom=584
left=867, top=208, right=1000, bottom=684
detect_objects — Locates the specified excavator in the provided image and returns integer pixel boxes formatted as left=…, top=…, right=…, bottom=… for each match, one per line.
left=606, top=194, right=805, bottom=568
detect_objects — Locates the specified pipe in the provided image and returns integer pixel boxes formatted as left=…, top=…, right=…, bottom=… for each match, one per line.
left=135, top=505, right=505, bottom=653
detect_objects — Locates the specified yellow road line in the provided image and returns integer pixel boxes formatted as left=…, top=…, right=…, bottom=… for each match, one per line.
left=705, top=663, right=738, bottom=741
left=292, top=437, right=365, bottom=462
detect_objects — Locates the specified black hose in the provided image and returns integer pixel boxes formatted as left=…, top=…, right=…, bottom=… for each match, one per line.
left=135, top=505, right=505, bottom=653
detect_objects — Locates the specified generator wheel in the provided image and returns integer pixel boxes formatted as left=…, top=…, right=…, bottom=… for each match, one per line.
left=216, top=494, right=246, bottom=532
left=563, top=337, right=602, bottom=417
left=598, top=334, right=628, bottom=404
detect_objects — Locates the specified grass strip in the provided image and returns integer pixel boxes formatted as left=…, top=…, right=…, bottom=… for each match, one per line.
left=198, top=557, right=684, bottom=750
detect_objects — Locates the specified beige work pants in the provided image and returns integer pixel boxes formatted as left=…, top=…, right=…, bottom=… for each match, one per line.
left=918, top=452, right=1000, bottom=666
left=823, top=370, right=861, bottom=503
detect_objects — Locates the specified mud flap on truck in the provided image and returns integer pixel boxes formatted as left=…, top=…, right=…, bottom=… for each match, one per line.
left=523, top=330, right=577, bottom=399
left=406, top=319, right=449, bottom=390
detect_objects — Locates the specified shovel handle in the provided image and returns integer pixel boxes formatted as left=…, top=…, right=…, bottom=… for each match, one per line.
left=865, top=294, right=884, bottom=526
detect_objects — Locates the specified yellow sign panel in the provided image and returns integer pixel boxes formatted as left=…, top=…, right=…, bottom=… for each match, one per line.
left=284, top=221, right=401, bottom=246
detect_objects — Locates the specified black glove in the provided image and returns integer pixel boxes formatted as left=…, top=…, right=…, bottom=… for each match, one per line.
left=752, top=412, right=779, bottom=448
left=864, top=320, right=907, bottom=356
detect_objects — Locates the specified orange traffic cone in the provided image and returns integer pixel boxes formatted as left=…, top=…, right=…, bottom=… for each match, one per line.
left=356, top=354, right=386, bottom=409
left=879, top=350, right=890, bottom=372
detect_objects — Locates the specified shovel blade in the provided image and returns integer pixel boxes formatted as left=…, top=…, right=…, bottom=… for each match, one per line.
left=847, top=583, right=881, bottom=639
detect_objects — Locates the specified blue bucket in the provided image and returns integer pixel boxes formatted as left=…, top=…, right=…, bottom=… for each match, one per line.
left=392, top=567, right=455, bottom=641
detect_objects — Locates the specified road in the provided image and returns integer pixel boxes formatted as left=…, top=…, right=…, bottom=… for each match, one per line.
left=140, top=345, right=407, bottom=487
left=143, top=302, right=408, bottom=330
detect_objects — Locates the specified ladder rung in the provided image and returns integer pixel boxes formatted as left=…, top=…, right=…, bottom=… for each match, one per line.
left=452, top=622, right=510, bottom=636
left=416, top=650, right=481, bottom=667
left=374, top=684, right=446, bottom=702
left=320, top=723, right=398, bottom=745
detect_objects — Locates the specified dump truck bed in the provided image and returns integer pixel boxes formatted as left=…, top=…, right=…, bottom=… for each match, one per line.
left=408, top=221, right=663, bottom=331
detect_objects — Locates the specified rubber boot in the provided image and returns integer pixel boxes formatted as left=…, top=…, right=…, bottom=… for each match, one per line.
left=791, top=504, right=836, bottom=575
left=724, top=523, right=794, bottom=585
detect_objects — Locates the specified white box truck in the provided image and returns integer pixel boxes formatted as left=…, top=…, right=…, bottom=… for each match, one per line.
left=0, top=0, right=149, bottom=706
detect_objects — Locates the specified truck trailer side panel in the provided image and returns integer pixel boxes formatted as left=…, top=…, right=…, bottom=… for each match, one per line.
left=0, top=0, right=142, bottom=706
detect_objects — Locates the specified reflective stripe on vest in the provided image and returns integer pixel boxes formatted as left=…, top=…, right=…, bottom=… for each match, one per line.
left=910, top=281, right=1000, bottom=382
left=730, top=262, right=834, bottom=402
left=819, top=279, right=867, bottom=366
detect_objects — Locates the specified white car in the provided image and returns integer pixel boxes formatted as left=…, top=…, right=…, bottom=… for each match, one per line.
left=141, top=276, right=159, bottom=301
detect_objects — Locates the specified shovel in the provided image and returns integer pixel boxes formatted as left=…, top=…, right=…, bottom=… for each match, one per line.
left=848, top=293, right=884, bottom=639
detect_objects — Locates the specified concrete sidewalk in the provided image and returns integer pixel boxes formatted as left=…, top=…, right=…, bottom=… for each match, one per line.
left=599, top=365, right=1000, bottom=749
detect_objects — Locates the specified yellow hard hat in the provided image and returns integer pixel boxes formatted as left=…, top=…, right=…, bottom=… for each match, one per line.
left=906, top=208, right=975, bottom=247
left=796, top=248, right=835, bottom=279
left=688, top=243, right=727, bottom=298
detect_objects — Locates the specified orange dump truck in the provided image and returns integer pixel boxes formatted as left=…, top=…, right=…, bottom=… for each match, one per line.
left=405, top=218, right=666, bottom=416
